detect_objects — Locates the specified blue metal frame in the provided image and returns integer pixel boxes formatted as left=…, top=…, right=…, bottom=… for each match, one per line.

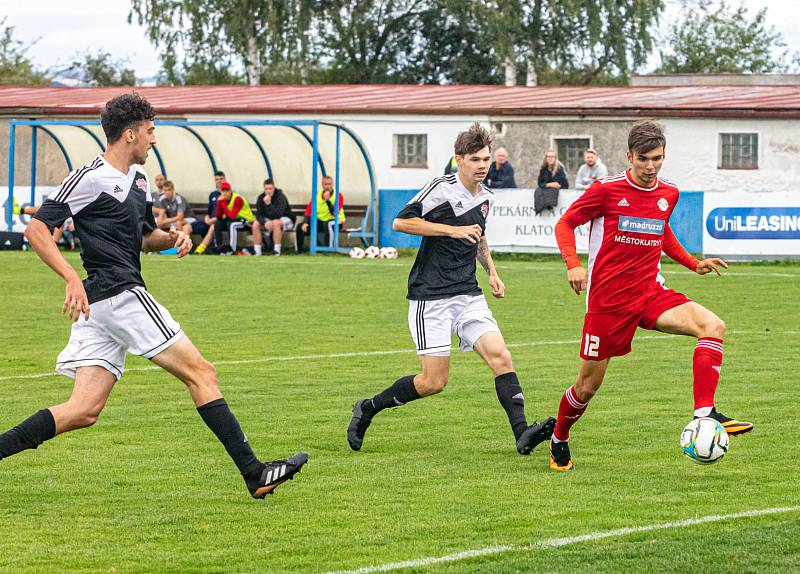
left=234, top=126, right=272, bottom=180
left=320, top=121, right=377, bottom=247
left=6, top=118, right=376, bottom=255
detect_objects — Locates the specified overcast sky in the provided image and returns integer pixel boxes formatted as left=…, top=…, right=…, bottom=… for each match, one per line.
left=2, top=0, right=798, bottom=80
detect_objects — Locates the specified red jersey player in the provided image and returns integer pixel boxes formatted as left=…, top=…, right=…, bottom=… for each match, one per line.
left=549, top=121, right=753, bottom=471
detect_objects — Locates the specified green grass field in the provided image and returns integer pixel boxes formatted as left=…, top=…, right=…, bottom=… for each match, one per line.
left=0, top=251, right=798, bottom=573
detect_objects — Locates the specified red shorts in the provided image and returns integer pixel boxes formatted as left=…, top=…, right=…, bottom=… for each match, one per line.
left=580, top=287, right=691, bottom=361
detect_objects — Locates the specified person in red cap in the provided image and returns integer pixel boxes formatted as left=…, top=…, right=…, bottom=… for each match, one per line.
left=213, top=181, right=255, bottom=254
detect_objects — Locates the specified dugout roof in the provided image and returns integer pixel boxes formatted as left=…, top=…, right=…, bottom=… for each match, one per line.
left=1, top=84, right=799, bottom=118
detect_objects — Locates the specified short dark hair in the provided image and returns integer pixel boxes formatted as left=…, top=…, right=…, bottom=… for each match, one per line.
left=163, top=180, right=174, bottom=189
left=214, top=170, right=226, bottom=178
left=454, top=122, right=493, bottom=156
left=100, top=93, right=155, bottom=143
left=628, top=121, right=666, bottom=154
left=263, top=178, right=275, bottom=187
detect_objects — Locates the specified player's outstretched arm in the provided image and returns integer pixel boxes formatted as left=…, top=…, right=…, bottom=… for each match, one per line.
left=392, top=217, right=482, bottom=243
left=24, top=218, right=89, bottom=321
left=142, top=228, right=192, bottom=258
left=477, top=237, right=504, bottom=298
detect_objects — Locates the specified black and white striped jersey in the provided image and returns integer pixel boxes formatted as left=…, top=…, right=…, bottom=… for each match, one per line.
left=33, top=154, right=157, bottom=304
left=397, top=173, right=494, bottom=301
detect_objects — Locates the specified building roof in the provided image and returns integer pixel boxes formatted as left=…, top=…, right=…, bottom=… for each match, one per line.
left=1, top=84, right=799, bottom=118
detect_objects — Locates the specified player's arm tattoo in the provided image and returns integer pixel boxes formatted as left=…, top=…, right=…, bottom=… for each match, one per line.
left=477, top=236, right=493, bottom=274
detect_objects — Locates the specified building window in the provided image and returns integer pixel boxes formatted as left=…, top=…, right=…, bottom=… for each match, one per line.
left=393, top=134, right=427, bottom=168
left=719, top=133, right=758, bottom=169
left=554, top=137, right=591, bottom=174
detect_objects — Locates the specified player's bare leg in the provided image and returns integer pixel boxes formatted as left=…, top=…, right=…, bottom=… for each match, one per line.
left=473, top=332, right=555, bottom=455
left=49, top=366, right=117, bottom=434
left=654, top=302, right=752, bottom=435
left=0, top=366, right=116, bottom=462
left=550, top=358, right=610, bottom=471
left=348, top=356, right=447, bottom=451
left=152, top=336, right=308, bottom=498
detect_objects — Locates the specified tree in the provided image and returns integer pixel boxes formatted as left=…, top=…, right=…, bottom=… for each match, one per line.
left=488, top=0, right=664, bottom=86
left=64, top=51, right=137, bottom=86
left=658, top=1, right=789, bottom=74
left=313, top=0, right=431, bottom=84
left=129, top=0, right=318, bottom=85
left=0, top=18, right=49, bottom=85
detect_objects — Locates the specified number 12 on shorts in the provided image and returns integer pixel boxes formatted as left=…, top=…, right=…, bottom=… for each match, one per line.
left=583, top=334, right=600, bottom=357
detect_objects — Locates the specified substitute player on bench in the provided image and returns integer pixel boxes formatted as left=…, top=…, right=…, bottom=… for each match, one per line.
left=0, top=93, right=307, bottom=498
left=348, top=123, right=555, bottom=455
left=549, top=120, right=752, bottom=471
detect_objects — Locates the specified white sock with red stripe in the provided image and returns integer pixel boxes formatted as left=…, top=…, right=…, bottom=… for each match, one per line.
left=553, top=385, right=589, bottom=442
left=693, top=337, right=723, bottom=417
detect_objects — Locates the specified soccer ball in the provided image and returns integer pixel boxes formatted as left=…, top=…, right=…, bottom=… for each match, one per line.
left=379, top=247, right=398, bottom=259
left=349, top=247, right=365, bottom=259
left=680, top=417, right=729, bottom=464
left=364, top=245, right=381, bottom=259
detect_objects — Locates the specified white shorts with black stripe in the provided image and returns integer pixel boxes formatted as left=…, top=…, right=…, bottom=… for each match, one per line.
left=56, top=286, right=183, bottom=380
left=408, top=294, right=500, bottom=356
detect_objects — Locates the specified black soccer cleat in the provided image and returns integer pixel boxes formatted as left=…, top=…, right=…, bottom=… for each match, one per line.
left=516, top=417, right=556, bottom=455
left=347, top=399, right=374, bottom=452
left=248, top=451, right=309, bottom=499
left=698, top=407, right=753, bottom=436
left=549, top=439, right=574, bottom=471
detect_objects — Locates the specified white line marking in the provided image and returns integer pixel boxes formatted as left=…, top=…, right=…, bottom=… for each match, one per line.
left=0, top=334, right=682, bottom=382
left=0, top=330, right=794, bottom=383
left=326, top=506, right=800, bottom=574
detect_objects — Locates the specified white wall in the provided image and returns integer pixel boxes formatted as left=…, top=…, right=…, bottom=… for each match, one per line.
left=207, top=113, right=489, bottom=195
left=660, top=118, right=800, bottom=193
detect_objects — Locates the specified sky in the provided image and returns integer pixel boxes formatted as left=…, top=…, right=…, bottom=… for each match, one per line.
left=1, top=0, right=799, bottom=81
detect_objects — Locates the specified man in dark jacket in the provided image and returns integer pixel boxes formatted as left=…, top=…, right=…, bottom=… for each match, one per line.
left=252, top=179, right=295, bottom=256
left=484, top=147, right=517, bottom=189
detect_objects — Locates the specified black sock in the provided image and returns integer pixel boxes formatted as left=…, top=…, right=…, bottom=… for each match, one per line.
left=197, top=399, right=262, bottom=478
left=363, top=375, right=421, bottom=416
left=0, top=409, right=56, bottom=460
left=495, top=372, right=528, bottom=440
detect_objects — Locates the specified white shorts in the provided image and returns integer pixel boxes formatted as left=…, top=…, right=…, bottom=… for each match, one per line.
left=260, top=217, right=294, bottom=232
left=408, top=294, right=500, bottom=356
left=56, top=286, right=184, bottom=380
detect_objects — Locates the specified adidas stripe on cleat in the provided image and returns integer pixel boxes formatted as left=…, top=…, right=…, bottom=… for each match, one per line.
left=700, top=408, right=753, bottom=436
left=549, top=439, right=574, bottom=471
left=249, top=451, right=309, bottom=499
left=516, top=417, right=556, bottom=455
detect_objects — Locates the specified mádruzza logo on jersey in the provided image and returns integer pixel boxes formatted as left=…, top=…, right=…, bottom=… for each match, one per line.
left=706, top=207, right=800, bottom=240
left=617, top=216, right=665, bottom=235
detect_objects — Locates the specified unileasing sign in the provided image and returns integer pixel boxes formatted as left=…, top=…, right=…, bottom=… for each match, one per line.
left=703, top=192, right=800, bottom=256
left=706, top=208, right=800, bottom=239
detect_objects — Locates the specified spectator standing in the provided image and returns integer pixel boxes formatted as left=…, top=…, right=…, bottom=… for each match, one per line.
left=296, top=175, right=346, bottom=252
left=252, top=179, right=295, bottom=256
left=574, top=148, right=608, bottom=190
left=214, top=181, right=254, bottom=254
left=537, top=149, right=569, bottom=190
left=194, top=170, right=225, bottom=255
left=484, top=147, right=517, bottom=189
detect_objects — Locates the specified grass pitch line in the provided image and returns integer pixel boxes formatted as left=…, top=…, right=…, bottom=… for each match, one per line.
left=0, top=329, right=792, bottom=382
left=0, top=334, right=679, bottom=382
left=327, top=506, right=800, bottom=574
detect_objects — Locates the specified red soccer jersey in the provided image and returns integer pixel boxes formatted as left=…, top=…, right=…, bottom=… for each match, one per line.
left=556, top=170, right=698, bottom=312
